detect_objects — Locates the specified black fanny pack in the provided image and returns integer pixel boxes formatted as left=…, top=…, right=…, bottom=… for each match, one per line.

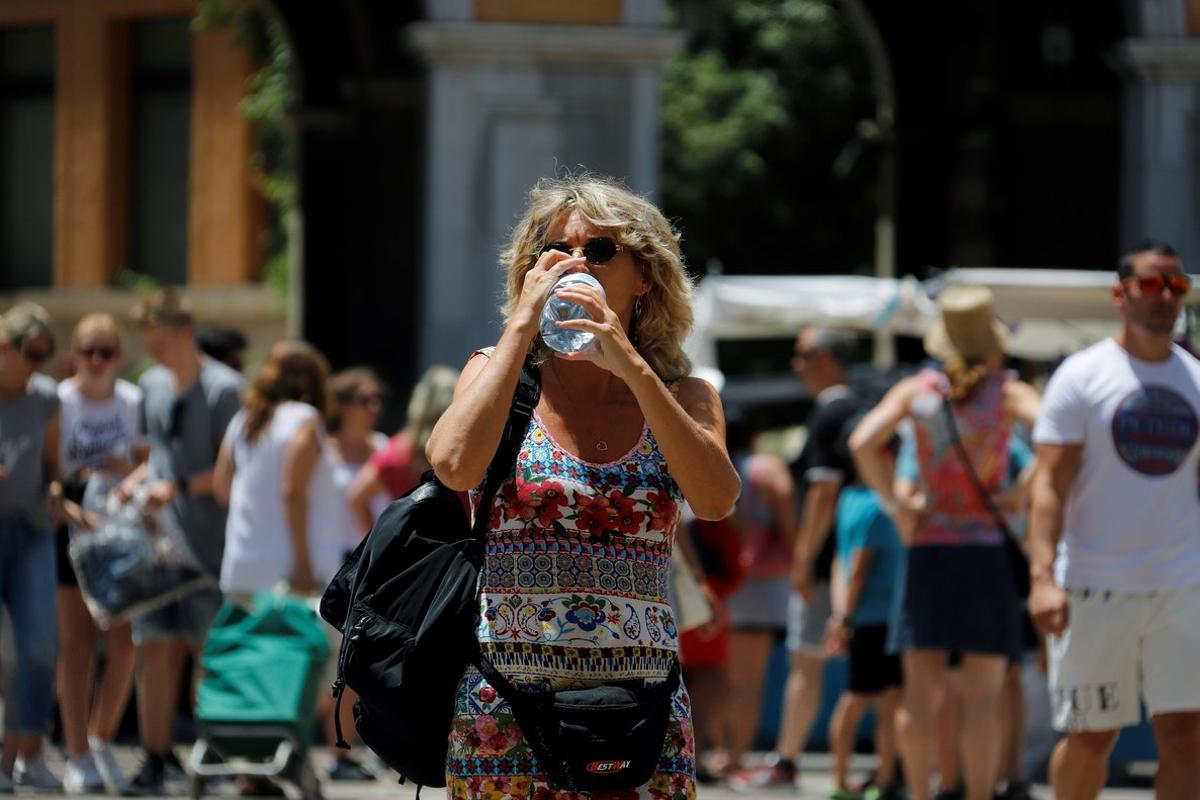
left=474, top=654, right=680, bottom=793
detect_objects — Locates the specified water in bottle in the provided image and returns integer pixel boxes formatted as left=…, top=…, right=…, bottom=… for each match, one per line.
left=540, top=272, right=606, bottom=354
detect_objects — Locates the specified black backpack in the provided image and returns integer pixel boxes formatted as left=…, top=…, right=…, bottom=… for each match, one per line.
left=319, top=362, right=540, bottom=789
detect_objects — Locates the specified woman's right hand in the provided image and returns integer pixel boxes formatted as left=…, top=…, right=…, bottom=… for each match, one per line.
left=513, top=251, right=588, bottom=324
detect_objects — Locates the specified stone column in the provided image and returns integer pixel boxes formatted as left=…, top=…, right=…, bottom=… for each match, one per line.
left=1118, top=38, right=1200, bottom=267
left=408, top=20, right=682, bottom=370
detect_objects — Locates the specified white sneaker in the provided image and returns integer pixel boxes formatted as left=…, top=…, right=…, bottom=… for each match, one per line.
left=13, top=754, right=62, bottom=793
left=62, top=755, right=104, bottom=795
left=0, top=766, right=12, bottom=795
left=89, top=738, right=130, bottom=795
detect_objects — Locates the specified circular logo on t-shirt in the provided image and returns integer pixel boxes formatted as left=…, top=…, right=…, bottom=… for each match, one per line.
left=1111, top=385, right=1199, bottom=476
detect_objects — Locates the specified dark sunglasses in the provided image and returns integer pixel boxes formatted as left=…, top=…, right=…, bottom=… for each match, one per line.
left=350, top=393, right=383, bottom=409
left=1124, top=273, right=1192, bottom=297
left=79, top=346, right=118, bottom=362
left=21, top=345, right=52, bottom=364
left=540, top=237, right=622, bottom=265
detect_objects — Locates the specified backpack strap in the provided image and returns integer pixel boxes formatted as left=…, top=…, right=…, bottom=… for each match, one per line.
left=470, top=357, right=541, bottom=538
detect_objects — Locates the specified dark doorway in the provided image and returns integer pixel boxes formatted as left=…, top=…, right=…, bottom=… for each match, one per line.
left=863, top=1, right=1124, bottom=276
left=270, top=1, right=427, bottom=421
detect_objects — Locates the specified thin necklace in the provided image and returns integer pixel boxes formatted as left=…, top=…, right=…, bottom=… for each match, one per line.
left=549, top=361, right=609, bottom=453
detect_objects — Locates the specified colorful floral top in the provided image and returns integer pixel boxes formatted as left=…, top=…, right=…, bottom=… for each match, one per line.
left=910, top=368, right=1014, bottom=547
left=474, top=408, right=684, bottom=687
left=446, top=393, right=696, bottom=800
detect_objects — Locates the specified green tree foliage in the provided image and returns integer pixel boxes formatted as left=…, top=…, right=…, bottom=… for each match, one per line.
left=662, top=0, right=876, bottom=277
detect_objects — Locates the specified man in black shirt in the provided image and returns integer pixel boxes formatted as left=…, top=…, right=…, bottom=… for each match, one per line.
left=731, top=326, right=860, bottom=790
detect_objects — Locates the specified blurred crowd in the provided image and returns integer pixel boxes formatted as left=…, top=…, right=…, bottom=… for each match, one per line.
left=1, top=237, right=1198, bottom=800
left=674, top=240, right=1200, bottom=800
left=0, top=288, right=459, bottom=796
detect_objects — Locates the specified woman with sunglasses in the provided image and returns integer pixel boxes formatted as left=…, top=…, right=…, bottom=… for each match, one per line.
left=848, top=286, right=1042, bottom=800
left=54, top=313, right=144, bottom=795
left=321, top=367, right=389, bottom=783
left=0, top=303, right=64, bottom=792
left=427, top=175, right=740, bottom=799
left=345, top=365, right=459, bottom=533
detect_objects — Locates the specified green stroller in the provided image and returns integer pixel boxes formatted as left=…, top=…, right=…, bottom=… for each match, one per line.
left=187, top=592, right=330, bottom=800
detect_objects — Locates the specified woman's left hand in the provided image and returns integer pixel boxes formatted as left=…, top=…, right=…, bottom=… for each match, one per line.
left=551, top=285, right=645, bottom=379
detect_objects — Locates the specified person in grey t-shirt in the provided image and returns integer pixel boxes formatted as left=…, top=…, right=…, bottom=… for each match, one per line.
left=116, top=290, right=243, bottom=793
left=0, top=303, right=64, bottom=791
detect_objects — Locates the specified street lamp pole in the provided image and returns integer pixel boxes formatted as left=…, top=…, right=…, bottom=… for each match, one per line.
left=840, top=0, right=896, bottom=368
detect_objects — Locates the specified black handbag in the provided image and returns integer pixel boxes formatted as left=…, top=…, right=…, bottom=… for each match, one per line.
left=474, top=654, right=681, bottom=793
left=940, top=400, right=1032, bottom=599
left=320, top=359, right=540, bottom=789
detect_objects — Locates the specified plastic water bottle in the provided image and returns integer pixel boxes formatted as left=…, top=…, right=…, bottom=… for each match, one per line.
left=540, top=273, right=606, bottom=354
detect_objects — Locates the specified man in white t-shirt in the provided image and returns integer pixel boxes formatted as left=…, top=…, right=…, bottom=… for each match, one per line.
left=1030, top=241, right=1200, bottom=800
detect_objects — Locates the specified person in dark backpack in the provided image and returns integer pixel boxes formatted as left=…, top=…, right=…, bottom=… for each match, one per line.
left=426, top=174, right=741, bottom=799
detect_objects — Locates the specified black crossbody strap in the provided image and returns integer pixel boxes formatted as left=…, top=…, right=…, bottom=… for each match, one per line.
left=939, top=399, right=1018, bottom=546
left=470, top=358, right=541, bottom=538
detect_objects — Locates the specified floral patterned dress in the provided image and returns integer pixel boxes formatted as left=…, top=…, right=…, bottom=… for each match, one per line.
left=445, top=400, right=696, bottom=800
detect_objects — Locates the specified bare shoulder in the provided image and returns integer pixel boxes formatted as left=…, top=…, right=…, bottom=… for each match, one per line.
left=453, top=351, right=492, bottom=399
left=675, top=376, right=720, bottom=408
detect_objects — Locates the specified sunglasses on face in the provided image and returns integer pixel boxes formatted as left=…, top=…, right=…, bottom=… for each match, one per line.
left=350, top=393, right=382, bottom=410
left=21, top=345, right=51, bottom=364
left=1124, top=273, right=1192, bottom=297
left=79, top=346, right=118, bottom=362
left=540, top=237, right=622, bottom=266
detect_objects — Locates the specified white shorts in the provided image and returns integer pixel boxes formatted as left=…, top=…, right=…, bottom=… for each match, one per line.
left=1048, top=580, right=1200, bottom=732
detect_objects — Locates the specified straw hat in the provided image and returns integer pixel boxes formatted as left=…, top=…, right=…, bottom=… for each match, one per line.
left=923, top=285, right=1010, bottom=362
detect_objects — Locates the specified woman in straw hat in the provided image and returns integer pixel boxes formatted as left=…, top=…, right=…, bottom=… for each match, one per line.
left=847, top=286, right=1041, bottom=800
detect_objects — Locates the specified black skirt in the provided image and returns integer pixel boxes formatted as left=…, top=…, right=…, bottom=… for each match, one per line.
left=889, top=544, right=1023, bottom=657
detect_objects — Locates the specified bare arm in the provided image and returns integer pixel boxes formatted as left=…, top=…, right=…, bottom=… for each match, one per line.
left=213, top=438, right=235, bottom=507
left=755, top=455, right=798, bottom=545
left=427, top=250, right=587, bottom=490
left=849, top=377, right=919, bottom=508
left=791, top=478, right=841, bottom=601
left=347, top=463, right=387, bottom=535
left=282, top=419, right=321, bottom=592
left=1027, top=442, right=1082, bottom=636
left=43, top=408, right=61, bottom=481
left=838, top=547, right=875, bottom=621
left=623, top=374, right=740, bottom=520
left=44, top=409, right=64, bottom=524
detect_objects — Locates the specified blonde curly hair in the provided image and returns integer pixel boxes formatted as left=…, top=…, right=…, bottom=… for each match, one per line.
left=500, top=174, right=694, bottom=380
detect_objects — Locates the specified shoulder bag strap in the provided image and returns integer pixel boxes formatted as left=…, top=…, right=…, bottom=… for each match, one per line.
left=469, top=358, right=542, bottom=538
left=939, top=399, right=1018, bottom=547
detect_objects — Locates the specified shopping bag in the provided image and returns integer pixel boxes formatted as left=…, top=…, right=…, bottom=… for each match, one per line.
left=70, top=478, right=216, bottom=628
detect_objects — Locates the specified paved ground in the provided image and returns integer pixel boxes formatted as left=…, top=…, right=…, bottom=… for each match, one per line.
left=12, top=747, right=1153, bottom=799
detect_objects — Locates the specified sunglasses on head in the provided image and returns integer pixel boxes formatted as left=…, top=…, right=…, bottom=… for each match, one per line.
left=1124, top=273, right=1192, bottom=297
left=540, top=237, right=622, bottom=266
left=79, top=346, right=118, bottom=362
